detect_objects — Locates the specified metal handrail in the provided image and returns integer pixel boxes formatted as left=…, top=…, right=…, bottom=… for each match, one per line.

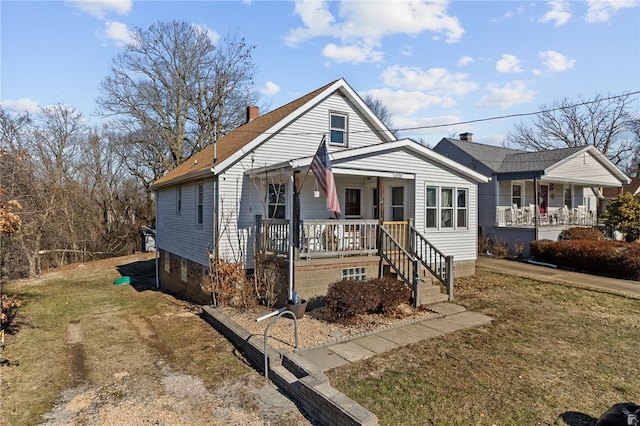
left=263, top=310, right=298, bottom=379
left=379, top=226, right=420, bottom=307
left=410, top=225, right=454, bottom=300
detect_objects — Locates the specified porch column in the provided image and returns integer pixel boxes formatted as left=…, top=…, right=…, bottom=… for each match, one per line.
left=293, top=170, right=301, bottom=260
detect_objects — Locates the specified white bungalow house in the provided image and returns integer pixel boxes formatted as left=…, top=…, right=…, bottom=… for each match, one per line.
left=433, top=133, right=630, bottom=256
left=150, top=79, right=488, bottom=306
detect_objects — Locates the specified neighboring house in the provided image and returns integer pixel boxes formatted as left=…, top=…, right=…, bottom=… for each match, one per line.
left=599, top=176, right=640, bottom=215
left=150, top=78, right=488, bottom=306
left=433, top=133, right=631, bottom=255
left=598, top=176, right=640, bottom=240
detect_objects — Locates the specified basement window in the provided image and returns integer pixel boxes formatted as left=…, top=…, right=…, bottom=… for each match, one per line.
left=342, top=266, right=367, bottom=281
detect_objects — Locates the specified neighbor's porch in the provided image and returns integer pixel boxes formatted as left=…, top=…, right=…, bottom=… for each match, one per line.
left=494, top=178, right=598, bottom=229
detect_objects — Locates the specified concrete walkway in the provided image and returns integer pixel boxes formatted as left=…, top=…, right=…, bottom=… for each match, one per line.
left=296, top=302, right=493, bottom=371
left=477, top=256, right=640, bottom=298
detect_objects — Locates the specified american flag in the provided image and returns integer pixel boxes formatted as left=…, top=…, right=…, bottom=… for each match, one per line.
left=311, top=136, right=341, bottom=219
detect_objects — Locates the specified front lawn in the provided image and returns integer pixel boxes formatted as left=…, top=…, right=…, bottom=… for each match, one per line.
left=327, top=270, right=640, bottom=425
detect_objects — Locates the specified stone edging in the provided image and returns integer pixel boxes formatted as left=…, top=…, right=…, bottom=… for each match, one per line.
left=201, top=305, right=379, bottom=426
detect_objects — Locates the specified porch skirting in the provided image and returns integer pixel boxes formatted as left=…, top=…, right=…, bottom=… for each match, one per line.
left=159, top=249, right=476, bottom=307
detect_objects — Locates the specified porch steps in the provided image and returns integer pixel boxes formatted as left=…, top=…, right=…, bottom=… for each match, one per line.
left=418, top=282, right=449, bottom=305
left=382, top=265, right=448, bottom=305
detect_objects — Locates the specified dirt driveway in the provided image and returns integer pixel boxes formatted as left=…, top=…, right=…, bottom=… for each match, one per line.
left=1, top=253, right=313, bottom=426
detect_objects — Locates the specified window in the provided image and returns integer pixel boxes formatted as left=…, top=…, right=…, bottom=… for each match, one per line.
left=176, top=186, right=182, bottom=214
left=372, top=188, right=379, bottom=219
left=457, top=189, right=468, bottom=228
left=329, top=112, right=347, bottom=145
left=342, top=266, right=367, bottom=281
left=344, top=188, right=361, bottom=217
left=441, top=188, right=454, bottom=228
left=564, top=186, right=572, bottom=208
left=426, top=187, right=437, bottom=228
left=196, top=182, right=204, bottom=225
left=512, top=184, right=522, bottom=208
left=267, top=183, right=286, bottom=219
left=180, top=258, right=187, bottom=282
left=425, top=185, right=469, bottom=230
left=391, top=186, right=404, bottom=221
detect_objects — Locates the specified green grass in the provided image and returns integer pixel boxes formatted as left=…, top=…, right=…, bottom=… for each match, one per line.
left=327, top=270, right=640, bottom=425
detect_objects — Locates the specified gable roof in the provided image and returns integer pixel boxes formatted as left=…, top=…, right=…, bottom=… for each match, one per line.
left=150, top=78, right=396, bottom=189
left=285, top=138, right=489, bottom=183
left=437, top=138, right=629, bottom=183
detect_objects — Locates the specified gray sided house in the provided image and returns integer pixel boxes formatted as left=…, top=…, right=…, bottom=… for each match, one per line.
left=150, top=79, right=488, bottom=306
left=433, top=134, right=630, bottom=256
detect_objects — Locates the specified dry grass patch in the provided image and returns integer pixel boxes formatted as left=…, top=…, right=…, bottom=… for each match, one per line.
left=328, top=270, right=640, bottom=425
left=0, top=254, right=307, bottom=426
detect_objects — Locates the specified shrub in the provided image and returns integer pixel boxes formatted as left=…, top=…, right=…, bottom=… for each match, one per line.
left=530, top=239, right=640, bottom=281
left=325, top=277, right=411, bottom=323
left=559, top=227, right=605, bottom=241
left=605, top=192, right=640, bottom=243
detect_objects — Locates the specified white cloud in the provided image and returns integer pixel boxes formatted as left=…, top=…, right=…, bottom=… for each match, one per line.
left=381, top=65, right=478, bottom=96
left=260, top=81, right=280, bottom=96
left=496, top=54, right=523, bottom=73
left=585, top=0, right=638, bottom=23
left=540, top=0, right=572, bottom=26
left=67, top=0, right=132, bottom=19
left=97, top=20, right=133, bottom=46
left=285, top=0, right=465, bottom=63
left=538, top=50, right=576, bottom=73
left=400, top=45, right=413, bottom=56
left=0, top=98, right=40, bottom=113
left=457, top=56, right=474, bottom=67
left=363, top=88, right=455, bottom=116
left=393, top=114, right=463, bottom=138
left=477, top=81, right=536, bottom=109
left=322, top=42, right=384, bottom=63
left=191, top=24, right=220, bottom=44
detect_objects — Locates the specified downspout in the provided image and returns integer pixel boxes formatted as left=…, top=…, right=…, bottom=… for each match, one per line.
left=534, top=176, right=539, bottom=241
left=154, top=190, right=159, bottom=289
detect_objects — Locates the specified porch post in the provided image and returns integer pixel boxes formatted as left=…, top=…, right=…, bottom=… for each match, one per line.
left=377, top=177, right=385, bottom=278
left=293, top=171, right=301, bottom=261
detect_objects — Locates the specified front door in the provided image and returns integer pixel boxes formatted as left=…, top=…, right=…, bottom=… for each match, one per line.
left=539, top=184, right=549, bottom=220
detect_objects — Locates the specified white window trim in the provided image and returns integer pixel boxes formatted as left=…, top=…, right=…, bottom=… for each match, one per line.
left=425, top=185, right=470, bottom=230
left=329, top=111, right=348, bottom=146
left=196, top=182, right=204, bottom=226
left=176, top=186, right=182, bottom=214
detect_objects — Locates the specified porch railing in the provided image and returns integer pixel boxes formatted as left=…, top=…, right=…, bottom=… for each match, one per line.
left=299, top=219, right=378, bottom=259
left=496, top=205, right=596, bottom=227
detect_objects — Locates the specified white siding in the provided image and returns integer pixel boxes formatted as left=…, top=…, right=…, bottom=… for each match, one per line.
left=546, top=151, right=620, bottom=185
left=156, top=178, right=215, bottom=266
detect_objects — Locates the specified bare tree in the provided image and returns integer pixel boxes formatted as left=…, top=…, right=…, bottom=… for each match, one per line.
left=362, top=93, right=398, bottom=138
left=97, top=21, right=259, bottom=187
left=626, top=117, right=640, bottom=177
left=0, top=107, right=147, bottom=277
left=505, top=93, right=636, bottom=166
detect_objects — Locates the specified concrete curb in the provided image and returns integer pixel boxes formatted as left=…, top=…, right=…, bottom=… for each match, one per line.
left=201, top=305, right=378, bottom=426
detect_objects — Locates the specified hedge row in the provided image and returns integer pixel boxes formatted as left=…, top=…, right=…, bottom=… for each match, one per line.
left=325, top=277, right=411, bottom=323
left=530, top=239, right=640, bottom=281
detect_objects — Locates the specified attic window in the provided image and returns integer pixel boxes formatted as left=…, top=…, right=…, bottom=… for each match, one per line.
left=329, top=112, right=347, bottom=145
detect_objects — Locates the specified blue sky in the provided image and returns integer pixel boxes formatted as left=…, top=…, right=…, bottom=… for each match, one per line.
left=1, top=0, right=639, bottom=146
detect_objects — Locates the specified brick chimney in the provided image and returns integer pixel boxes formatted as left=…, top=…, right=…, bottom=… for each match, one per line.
left=246, top=105, right=259, bottom=123
left=459, top=132, right=473, bottom=142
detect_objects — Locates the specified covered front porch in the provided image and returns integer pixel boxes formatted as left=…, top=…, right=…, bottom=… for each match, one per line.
left=493, top=177, right=599, bottom=229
